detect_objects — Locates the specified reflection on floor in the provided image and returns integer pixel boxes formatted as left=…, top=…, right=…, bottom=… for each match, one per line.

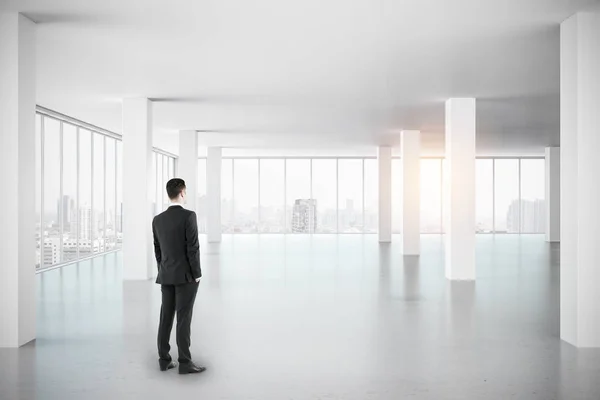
left=1, top=235, right=599, bottom=399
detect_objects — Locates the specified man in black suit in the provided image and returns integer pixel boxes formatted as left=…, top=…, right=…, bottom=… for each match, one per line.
left=152, top=178, right=206, bottom=375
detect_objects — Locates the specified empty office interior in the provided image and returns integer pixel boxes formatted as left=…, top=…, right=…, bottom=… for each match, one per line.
left=1, top=1, right=600, bottom=399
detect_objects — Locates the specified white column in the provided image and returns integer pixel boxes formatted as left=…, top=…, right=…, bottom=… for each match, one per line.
left=0, top=14, right=36, bottom=347
left=178, top=130, right=198, bottom=212
left=378, top=147, right=392, bottom=243
left=401, top=130, right=421, bottom=255
left=122, top=98, right=153, bottom=280
left=545, top=147, right=560, bottom=242
left=560, top=12, right=600, bottom=347
left=445, top=98, right=476, bottom=280
left=207, top=147, right=222, bottom=243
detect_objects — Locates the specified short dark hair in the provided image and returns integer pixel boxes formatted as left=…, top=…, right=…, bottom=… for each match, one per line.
left=166, top=178, right=186, bottom=200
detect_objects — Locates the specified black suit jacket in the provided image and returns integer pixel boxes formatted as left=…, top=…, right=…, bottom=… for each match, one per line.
left=152, top=205, right=202, bottom=285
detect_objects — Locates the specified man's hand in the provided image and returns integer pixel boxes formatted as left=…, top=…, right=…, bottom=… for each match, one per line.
left=195, top=277, right=201, bottom=283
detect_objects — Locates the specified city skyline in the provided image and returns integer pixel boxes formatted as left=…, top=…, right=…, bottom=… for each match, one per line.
left=197, top=158, right=544, bottom=235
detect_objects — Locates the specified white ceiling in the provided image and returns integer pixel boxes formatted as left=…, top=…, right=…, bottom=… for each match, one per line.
left=3, top=0, right=599, bottom=155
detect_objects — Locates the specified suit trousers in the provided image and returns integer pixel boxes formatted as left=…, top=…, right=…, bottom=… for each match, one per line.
left=157, top=282, right=199, bottom=364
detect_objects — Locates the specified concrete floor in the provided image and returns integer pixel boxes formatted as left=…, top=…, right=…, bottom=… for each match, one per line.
left=1, top=235, right=600, bottom=399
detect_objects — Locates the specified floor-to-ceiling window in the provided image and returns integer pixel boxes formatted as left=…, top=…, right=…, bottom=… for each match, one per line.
left=198, top=156, right=546, bottom=235
left=221, top=158, right=234, bottom=233
left=197, top=159, right=207, bottom=233
left=476, top=159, right=494, bottom=233
left=338, top=159, right=364, bottom=233
left=203, top=158, right=381, bottom=234
left=116, top=141, right=123, bottom=247
left=519, top=159, right=545, bottom=233
left=36, top=107, right=175, bottom=271
left=35, top=115, right=42, bottom=268
left=151, top=153, right=158, bottom=215
left=258, top=159, right=285, bottom=233
left=153, top=151, right=177, bottom=216
left=78, top=129, right=93, bottom=259
left=447, top=158, right=544, bottom=234
left=494, top=159, right=521, bottom=233
left=92, top=133, right=105, bottom=253
left=286, top=159, right=311, bottom=233
left=233, top=159, right=259, bottom=233
left=363, top=159, right=379, bottom=233
left=155, top=153, right=163, bottom=213
left=311, top=159, right=337, bottom=233
left=42, top=117, right=60, bottom=266
left=62, top=123, right=78, bottom=261
left=36, top=111, right=113, bottom=270
left=472, top=158, right=545, bottom=234
left=105, top=138, right=117, bottom=251
left=198, top=157, right=378, bottom=234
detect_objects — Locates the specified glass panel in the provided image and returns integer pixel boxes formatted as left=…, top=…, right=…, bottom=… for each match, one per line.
left=311, top=159, right=337, bottom=233
left=221, top=159, right=234, bottom=233
left=420, top=159, right=442, bottom=233
left=116, top=141, right=123, bottom=248
left=494, top=159, right=519, bottom=233
left=61, top=123, right=78, bottom=262
left=364, top=159, right=378, bottom=233
left=392, top=159, right=402, bottom=233
left=286, top=159, right=311, bottom=233
left=162, top=156, right=169, bottom=210
left=151, top=152, right=157, bottom=215
left=93, top=134, right=105, bottom=252
left=35, top=114, right=42, bottom=269
left=259, top=159, right=285, bottom=233
left=168, top=157, right=174, bottom=180
left=105, top=138, right=116, bottom=250
left=79, top=129, right=93, bottom=257
left=43, top=117, right=60, bottom=268
left=233, top=159, right=259, bottom=233
left=520, top=159, right=545, bottom=233
left=197, top=159, right=207, bottom=234
left=476, top=159, right=494, bottom=233
left=338, top=159, right=363, bottom=233
left=156, top=154, right=163, bottom=214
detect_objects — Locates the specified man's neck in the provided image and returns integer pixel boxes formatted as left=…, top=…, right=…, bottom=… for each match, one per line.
left=170, top=201, right=184, bottom=207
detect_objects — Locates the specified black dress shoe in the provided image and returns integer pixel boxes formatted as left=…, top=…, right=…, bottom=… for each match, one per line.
left=159, top=361, right=177, bottom=371
left=178, top=361, right=206, bottom=375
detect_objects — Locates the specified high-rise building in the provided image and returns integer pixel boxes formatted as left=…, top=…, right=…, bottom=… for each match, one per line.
left=78, top=205, right=92, bottom=240
left=69, top=205, right=77, bottom=236
left=339, top=198, right=358, bottom=232
left=57, top=195, right=75, bottom=231
left=346, top=199, right=354, bottom=212
left=506, top=200, right=520, bottom=233
left=62, top=239, right=79, bottom=262
left=43, top=238, right=60, bottom=266
left=77, top=239, right=100, bottom=256
left=520, top=199, right=546, bottom=233
left=69, top=209, right=77, bottom=237
left=319, top=209, right=337, bottom=233
left=506, top=199, right=545, bottom=233
left=94, top=211, right=105, bottom=239
left=291, top=199, right=317, bottom=233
